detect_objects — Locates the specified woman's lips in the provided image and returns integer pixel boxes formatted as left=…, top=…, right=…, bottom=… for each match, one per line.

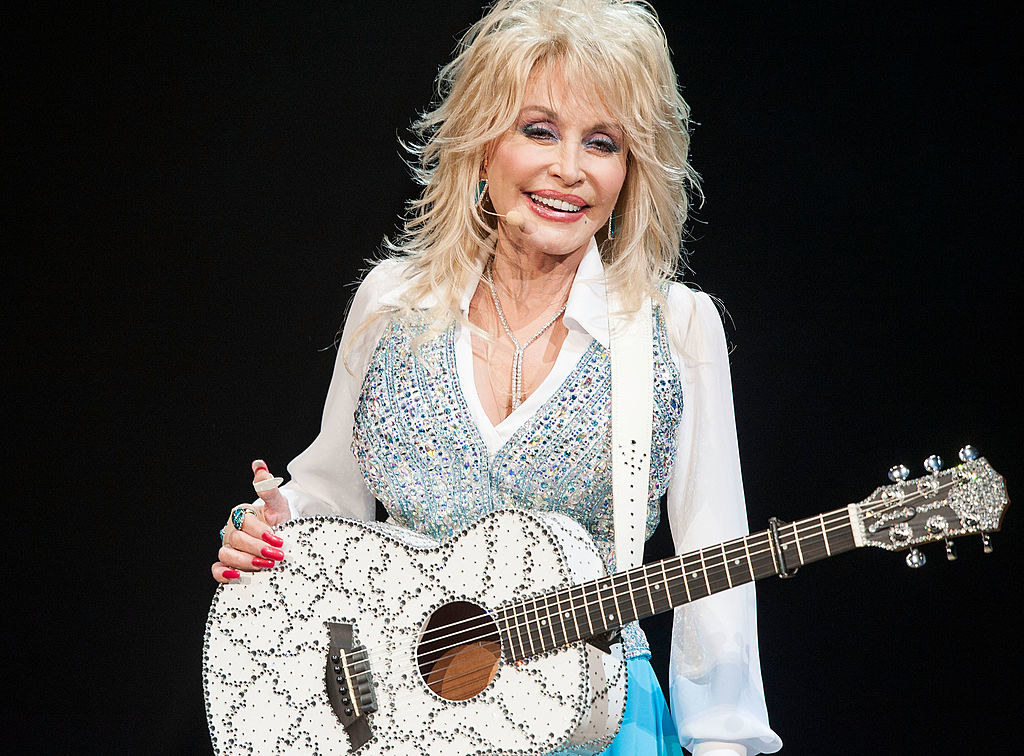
left=524, top=191, right=589, bottom=221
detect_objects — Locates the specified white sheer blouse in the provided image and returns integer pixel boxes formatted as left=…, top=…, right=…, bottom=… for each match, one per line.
left=276, top=241, right=782, bottom=755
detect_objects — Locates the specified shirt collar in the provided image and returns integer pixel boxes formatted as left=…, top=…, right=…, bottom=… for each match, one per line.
left=562, top=238, right=610, bottom=348
left=457, top=237, right=610, bottom=348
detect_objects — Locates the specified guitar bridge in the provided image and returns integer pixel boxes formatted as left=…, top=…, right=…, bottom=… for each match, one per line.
left=326, top=622, right=377, bottom=752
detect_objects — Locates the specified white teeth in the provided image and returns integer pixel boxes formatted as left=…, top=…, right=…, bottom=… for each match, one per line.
left=530, top=193, right=582, bottom=212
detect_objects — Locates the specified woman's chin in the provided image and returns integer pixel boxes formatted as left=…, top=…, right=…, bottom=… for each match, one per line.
left=506, top=228, right=594, bottom=259
left=500, top=214, right=596, bottom=258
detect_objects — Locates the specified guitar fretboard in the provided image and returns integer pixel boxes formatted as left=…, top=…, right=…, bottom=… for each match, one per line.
left=496, top=507, right=858, bottom=662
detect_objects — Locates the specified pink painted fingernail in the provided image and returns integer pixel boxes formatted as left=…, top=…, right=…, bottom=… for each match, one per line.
left=261, top=546, right=284, bottom=561
left=252, top=459, right=269, bottom=474
left=262, top=531, right=284, bottom=547
left=252, top=557, right=275, bottom=569
left=223, top=569, right=240, bottom=579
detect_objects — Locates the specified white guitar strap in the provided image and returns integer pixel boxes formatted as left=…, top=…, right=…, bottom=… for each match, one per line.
left=609, top=294, right=653, bottom=570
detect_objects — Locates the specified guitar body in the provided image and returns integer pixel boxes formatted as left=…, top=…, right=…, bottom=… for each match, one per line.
left=204, top=510, right=627, bottom=755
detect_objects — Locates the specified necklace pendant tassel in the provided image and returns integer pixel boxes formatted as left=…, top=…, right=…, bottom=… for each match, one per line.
left=511, top=349, right=524, bottom=410
left=486, top=259, right=567, bottom=415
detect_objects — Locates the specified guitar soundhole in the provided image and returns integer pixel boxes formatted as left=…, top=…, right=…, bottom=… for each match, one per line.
left=417, top=601, right=501, bottom=701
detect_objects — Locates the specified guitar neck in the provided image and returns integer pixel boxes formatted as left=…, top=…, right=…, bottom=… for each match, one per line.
left=497, top=506, right=859, bottom=662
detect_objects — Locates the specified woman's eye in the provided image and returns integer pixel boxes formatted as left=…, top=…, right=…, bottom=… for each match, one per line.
left=586, top=136, right=620, bottom=154
left=521, top=123, right=557, bottom=140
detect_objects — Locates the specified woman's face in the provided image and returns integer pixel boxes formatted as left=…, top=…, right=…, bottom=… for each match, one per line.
left=484, top=68, right=628, bottom=258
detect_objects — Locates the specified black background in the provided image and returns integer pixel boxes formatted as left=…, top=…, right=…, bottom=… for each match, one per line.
left=9, top=1, right=1022, bottom=753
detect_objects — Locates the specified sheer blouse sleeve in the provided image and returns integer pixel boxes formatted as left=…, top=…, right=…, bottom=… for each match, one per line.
left=276, top=262, right=398, bottom=521
left=664, top=284, right=783, bottom=755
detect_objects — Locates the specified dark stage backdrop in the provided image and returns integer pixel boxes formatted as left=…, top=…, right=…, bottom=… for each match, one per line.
left=9, top=2, right=1022, bottom=753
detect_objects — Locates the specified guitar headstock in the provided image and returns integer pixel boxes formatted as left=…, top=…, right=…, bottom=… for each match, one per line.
left=852, top=446, right=1009, bottom=564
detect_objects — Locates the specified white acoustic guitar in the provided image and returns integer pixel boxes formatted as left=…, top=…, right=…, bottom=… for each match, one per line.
left=204, top=448, right=1009, bottom=755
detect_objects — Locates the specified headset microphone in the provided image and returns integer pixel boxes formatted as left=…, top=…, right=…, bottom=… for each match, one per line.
left=481, top=206, right=530, bottom=232
left=504, top=209, right=525, bottom=228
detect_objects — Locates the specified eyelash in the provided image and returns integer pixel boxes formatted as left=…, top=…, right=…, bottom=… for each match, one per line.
left=521, top=123, right=556, bottom=140
left=519, top=122, right=621, bottom=154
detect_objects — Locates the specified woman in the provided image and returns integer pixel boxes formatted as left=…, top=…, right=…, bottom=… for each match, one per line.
left=212, top=1, right=782, bottom=754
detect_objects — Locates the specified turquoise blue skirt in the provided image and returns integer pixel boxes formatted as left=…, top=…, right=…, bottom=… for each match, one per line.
left=549, top=657, right=683, bottom=756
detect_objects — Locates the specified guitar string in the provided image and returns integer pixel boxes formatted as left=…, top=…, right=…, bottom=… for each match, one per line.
left=384, top=476, right=955, bottom=655
left=335, top=480, right=964, bottom=693
left=341, top=507, right=910, bottom=705
left=350, top=510, right=847, bottom=670
left=370, top=477, right=966, bottom=700
left=342, top=478, right=958, bottom=681
left=347, top=535, right=950, bottom=702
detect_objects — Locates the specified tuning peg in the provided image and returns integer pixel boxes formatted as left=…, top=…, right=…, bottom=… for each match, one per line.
left=905, top=548, right=927, bottom=568
left=944, top=539, right=958, bottom=561
left=924, top=454, right=944, bottom=474
left=888, top=464, right=910, bottom=482
left=959, top=445, right=980, bottom=462
left=981, top=533, right=994, bottom=554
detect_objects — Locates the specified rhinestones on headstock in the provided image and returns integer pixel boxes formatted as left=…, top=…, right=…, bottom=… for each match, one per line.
left=856, top=447, right=1009, bottom=563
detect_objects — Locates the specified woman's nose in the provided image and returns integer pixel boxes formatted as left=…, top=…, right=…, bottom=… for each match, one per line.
left=549, top=144, right=584, bottom=186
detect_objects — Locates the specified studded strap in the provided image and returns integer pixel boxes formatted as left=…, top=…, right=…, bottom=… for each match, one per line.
left=609, top=295, right=653, bottom=570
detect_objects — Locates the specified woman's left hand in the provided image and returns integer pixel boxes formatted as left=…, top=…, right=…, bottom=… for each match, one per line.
left=211, top=460, right=291, bottom=582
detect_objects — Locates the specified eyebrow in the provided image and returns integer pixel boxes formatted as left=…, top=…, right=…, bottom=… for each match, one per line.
left=519, top=105, right=621, bottom=135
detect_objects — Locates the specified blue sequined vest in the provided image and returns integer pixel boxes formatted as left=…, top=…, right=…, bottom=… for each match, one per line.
left=352, top=309, right=684, bottom=658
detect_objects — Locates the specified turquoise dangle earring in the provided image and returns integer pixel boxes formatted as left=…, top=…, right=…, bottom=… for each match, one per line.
left=474, top=151, right=489, bottom=208
left=607, top=208, right=617, bottom=239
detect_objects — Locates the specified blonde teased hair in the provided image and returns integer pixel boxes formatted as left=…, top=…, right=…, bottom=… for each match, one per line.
left=386, top=0, right=699, bottom=320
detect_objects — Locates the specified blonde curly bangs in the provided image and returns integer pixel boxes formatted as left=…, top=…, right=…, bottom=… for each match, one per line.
left=387, top=0, right=700, bottom=319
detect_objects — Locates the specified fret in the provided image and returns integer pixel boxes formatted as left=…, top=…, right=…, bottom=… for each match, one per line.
left=641, top=565, right=657, bottom=617
left=539, top=595, right=556, bottom=651
left=746, top=531, right=778, bottom=581
left=793, top=516, right=830, bottom=566
left=598, top=579, right=618, bottom=631
left=497, top=610, right=515, bottom=662
left=552, top=591, right=570, bottom=647
left=671, top=557, right=690, bottom=605
left=547, top=595, right=561, bottom=648
left=661, top=557, right=685, bottom=609
left=516, top=611, right=529, bottom=660
left=697, top=548, right=713, bottom=595
left=624, top=570, right=640, bottom=624
left=791, top=522, right=805, bottom=566
left=609, top=572, right=631, bottom=627
left=721, top=539, right=750, bottom=588
left=506, top=606, right=525, bottom=661
left=766, top=528, right=780, bottom=574
left=567, top=586, right=583, bottom=643
left=742, top=535, right=756, bottom=581
left=819, top=514, right=832, bottom=557
left=720, top=542, right=734, bottom=589
left=703, top=546, right=731, bottom=594
left=607, top=575, right=621, bottom=630
left=502, top=607, right=516, bottom=661
left=523, top=598, right=539, bottom=657
left=659, top=562, right=676, bottom=612
left=683, top=554, right=707, bottom=601
left=820, top=510, right=857, bottom=556
left=581, top=581, right=600, bottom=636
left=576, top=584, right=596, bottom=638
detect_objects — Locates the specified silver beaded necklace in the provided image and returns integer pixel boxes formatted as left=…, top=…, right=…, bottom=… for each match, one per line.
left=484, top=258, right=568, bottom=411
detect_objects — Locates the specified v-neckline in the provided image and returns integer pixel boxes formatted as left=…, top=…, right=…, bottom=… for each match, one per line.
left=452, top=323, right=596, bottom=456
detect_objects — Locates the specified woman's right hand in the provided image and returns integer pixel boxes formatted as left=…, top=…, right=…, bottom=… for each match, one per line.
left=211, top=459, right=291, bottom=583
